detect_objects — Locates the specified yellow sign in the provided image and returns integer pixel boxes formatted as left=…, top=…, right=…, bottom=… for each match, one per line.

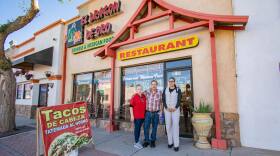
left=117, top=35, right=199, bottom=60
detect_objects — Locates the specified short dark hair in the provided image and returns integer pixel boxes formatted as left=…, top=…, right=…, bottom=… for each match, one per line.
left=136, top=84, right=142, bottom=88
left=151, top=80, right=158, bottom=85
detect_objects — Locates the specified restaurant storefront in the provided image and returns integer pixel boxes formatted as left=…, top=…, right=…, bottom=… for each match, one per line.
left=63, top=0, right=248, bottom=149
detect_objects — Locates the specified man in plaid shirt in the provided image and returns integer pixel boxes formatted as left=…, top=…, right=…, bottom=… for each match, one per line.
left=143, top=80, right=163, bottom=148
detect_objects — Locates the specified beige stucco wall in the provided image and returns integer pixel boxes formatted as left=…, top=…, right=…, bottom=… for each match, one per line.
left=65, top=0, right=237, bottom=113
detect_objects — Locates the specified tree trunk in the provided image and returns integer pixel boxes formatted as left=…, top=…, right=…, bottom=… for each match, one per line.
left=0, top=0, right=39, bottom=133
left=0, top=65, right=16, bottom=132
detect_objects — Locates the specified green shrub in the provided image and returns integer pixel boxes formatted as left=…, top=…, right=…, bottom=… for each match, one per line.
left=192, top=100, right=212, bottom=113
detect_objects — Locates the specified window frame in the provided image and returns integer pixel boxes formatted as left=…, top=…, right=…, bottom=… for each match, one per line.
left=23, top=83, right=32, bottom=99
left=120, top=58, right=193, bottom=121
left=16, top=84, right=24, bottom=99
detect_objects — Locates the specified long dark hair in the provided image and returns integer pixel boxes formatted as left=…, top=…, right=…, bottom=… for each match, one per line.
left=169, top=77, right=177, bottom=88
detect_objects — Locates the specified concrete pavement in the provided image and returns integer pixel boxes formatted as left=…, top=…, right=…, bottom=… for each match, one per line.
left=0, top=116, right=279, bottom=156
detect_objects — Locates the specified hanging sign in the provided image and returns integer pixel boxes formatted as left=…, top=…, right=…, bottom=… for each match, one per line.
left=38, top=102, right=92, bottom=156
left=81, top=1, right=121, bottom=26
left=66, top=20, right=84, bottom=48
left=86, top=23, right=112, bottom=40
left=67, top=1, right=122, bottom=51
left=117, top=35, right=199, bottom=60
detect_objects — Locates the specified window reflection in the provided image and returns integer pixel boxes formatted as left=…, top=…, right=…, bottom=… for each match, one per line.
left=16, top=84, right=24, bottom=99
left=74, top=73, right=93, bottom=102
left=73, top=71, right=111, bottom=119
left=74, top=73, right=93, bottom=117
left=94, top=71, right=111, bottom=119
left=24, top=83, right=32, bottom=99
left=118, top=63, right=164, bottom=121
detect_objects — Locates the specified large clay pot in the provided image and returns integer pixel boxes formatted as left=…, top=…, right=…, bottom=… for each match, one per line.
left=191, top=113, right=213, bottom=149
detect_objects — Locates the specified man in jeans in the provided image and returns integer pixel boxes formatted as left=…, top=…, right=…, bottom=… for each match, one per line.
left=143, top=80, right=163, bottom=148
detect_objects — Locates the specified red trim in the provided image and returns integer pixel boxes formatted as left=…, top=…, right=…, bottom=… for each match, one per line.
left=61, top=42, right=67, bottom=104
left=47, top=75, right=62, bottom=81
left=215, top=25, right=246, bottom=30
left=15, top=37, right=35, bottom=48
left=154, top=0, right=248, bottom=24
left=111, top=21, right=208, bottom=48
left=105, top=55, right=118, bottom=132
left=148, top=0, right=152, bottom=16
left=130, top=26, right=135, bottom=40
left=209, top=20, right=227, bottom=149
left=94, top=0, right=248, bottom=58
left=94, top=0, right=150, bottom=57
left=12, top=48, right=35, bottom=59
left=131, top=11, right=169, bottom=26
left=169, top=12, right=174, bottom=29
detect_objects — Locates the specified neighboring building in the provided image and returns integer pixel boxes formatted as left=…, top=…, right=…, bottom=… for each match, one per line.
left=63, top=0, right=248, bottom=149
left=6, top=20, right=65, bottom=118
left=233, top=0, right=280, bottom=151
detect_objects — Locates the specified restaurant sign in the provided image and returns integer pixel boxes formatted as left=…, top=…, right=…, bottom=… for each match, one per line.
left=81, top=1, right=121, bottom=26
left=67, top=1, right=121, bottom=51
left=66, top=20, right=84, bottom=48
left=117, top=35, right=199, bottom=60
left=72, top=35, right=114, bottom=54
left=38, top=102, right=92, bottom=156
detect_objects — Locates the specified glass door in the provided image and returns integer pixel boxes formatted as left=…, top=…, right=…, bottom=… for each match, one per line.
left=38, top=84, right=48, bottom=107
left=165, top=59, right=193, bottom=137
left=94, top=70, right=111, bottom=119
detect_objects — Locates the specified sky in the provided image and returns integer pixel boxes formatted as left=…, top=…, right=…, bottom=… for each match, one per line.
left=0, top=0, right=86, bottom=49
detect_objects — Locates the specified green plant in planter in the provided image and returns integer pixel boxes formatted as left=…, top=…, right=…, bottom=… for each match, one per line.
left=192, top=101, right=212, bottom=113
left=191, top=100, right=213, bottom=149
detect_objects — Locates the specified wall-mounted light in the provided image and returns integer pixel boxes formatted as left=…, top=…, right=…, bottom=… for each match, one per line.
left=45, top=71, right=52, bottom=78
left=48, top=83, right=54, bottom=89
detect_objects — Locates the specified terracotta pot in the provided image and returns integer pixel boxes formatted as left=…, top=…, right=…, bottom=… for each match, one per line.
left=191, top=113, right=213, bottom=149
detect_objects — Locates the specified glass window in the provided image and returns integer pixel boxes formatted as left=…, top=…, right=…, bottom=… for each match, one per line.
left=94, top=71, right=111, bottom=119
left=16, top=84, right=24, bottom=99
left=74, top=73, right=93, bottom=102
left=118, top=63, right=164, bottom=121
left=24, top=83, right=32, bottom=99
left=166, top=59, right=192, bottom=69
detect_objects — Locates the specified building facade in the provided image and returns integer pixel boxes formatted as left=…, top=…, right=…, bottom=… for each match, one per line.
left=6, top=20, right=65, bottom=118
left=63, top=0, right=248, bottom=149
left=7, top=0, right=280, bottom=152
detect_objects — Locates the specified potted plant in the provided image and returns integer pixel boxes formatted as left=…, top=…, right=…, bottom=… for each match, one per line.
left=191, top=101, right=213, bottom=149
left=14, top=70, right=21, bottom=76
left=21, top=69, right=26, bottom=75
left=25, top=73, right=33, bottom=80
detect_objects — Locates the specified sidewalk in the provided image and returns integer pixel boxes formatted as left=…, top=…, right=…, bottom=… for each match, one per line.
left=0, top=116, right=279, bottom=156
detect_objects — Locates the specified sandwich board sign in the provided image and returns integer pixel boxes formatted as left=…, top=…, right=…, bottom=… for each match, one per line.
left=36, top=102, right=92, bottom=156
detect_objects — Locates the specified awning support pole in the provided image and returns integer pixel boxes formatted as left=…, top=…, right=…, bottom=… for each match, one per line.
left=209, top=20, right=227, bottom=150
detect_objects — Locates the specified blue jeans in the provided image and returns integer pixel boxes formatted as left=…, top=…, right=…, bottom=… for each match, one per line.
left=134, top=119, right=144, bottom=143
left=144, top=111, right=159, bottom=142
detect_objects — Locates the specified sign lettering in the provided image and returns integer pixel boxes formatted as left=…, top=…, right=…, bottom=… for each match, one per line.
left=117, top=35, right=199, bottom=60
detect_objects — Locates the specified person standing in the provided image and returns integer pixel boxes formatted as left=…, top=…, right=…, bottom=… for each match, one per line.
left=143, top=80, right=163, bottom=148
left=130, top=84, right=146, bottom=149
left=162, top=77, right=182, bottom=152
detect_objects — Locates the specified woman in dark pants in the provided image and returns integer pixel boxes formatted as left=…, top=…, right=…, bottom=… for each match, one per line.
left=130, top=84, right=146, bottom=149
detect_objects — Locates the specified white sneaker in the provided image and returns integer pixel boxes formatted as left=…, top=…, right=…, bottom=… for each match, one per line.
left=134, top=142, right=143, bottom=149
